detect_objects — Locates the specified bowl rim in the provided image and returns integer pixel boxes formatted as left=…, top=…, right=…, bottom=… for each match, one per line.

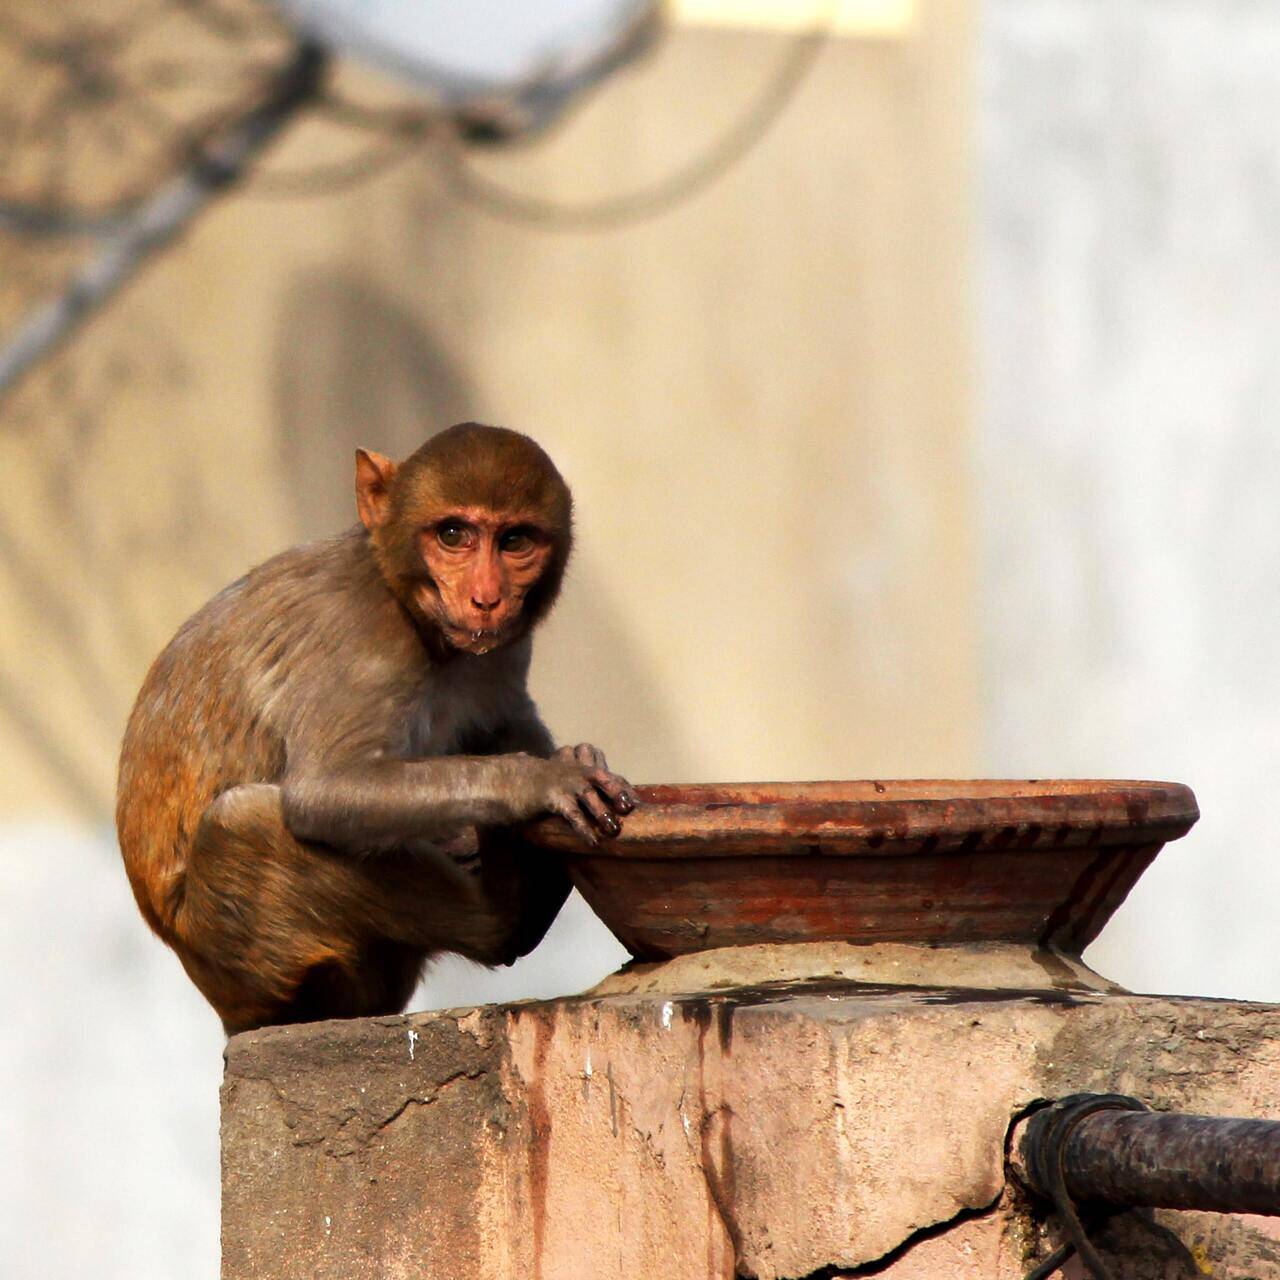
left=522, top=778, right=1200, bottom=860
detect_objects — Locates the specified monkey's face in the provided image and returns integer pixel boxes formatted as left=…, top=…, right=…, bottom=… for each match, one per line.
left=356, top=427, right=573, bottom=649
left=415, top=508, right=556, bottom=654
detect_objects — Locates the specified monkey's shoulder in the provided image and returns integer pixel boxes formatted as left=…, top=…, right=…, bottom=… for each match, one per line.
left=125, top=531, right=416, bottom=751
left=169, top=531, right=407, bottom=666
left=229, top=528, right=394, bottom=618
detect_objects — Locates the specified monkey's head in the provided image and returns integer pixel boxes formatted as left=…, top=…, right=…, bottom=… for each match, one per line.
left=356, top=423, right=573, bottom=655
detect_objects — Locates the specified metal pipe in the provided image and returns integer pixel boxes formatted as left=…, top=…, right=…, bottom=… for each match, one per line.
left=1014, top=1094, right=1280, bottom=1216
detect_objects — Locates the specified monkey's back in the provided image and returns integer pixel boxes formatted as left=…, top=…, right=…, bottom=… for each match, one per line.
left=116, top=529, right=419, bottom=938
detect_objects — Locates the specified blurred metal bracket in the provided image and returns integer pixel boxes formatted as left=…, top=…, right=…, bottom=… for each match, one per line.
left=274, top=0, right=661, bottom=139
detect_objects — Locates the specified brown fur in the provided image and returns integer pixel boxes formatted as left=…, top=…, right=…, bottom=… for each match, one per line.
left=117, top=424, right=630, bottom=1035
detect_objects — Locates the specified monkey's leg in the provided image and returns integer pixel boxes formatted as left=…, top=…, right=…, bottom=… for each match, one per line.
left=474, top=826, right=573, bottom=962
left=177, top=785, right=553, bottom=1032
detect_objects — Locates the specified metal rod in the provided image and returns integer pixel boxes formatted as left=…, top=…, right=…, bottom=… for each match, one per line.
left=0, top=41, right=327, bottom=402
left=1016, top=1096, right=1280, bottom=1217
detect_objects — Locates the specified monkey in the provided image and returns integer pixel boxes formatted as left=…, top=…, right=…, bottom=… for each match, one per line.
left=116, top=423, right=635, bottom=1035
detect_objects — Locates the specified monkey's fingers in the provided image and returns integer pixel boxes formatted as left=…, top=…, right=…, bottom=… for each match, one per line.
left=557, top=742, right=608, bottom=771
left=589, top=767, right=637, bottom=815
left=576, top=783, right=623, bottom=838
left=552, top=792, right=600, bottom=846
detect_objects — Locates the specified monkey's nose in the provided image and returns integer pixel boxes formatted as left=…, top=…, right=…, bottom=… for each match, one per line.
left=471, top=596, right=500, bottom=613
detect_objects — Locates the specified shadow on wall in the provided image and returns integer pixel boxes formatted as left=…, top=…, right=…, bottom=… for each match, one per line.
left=0, top=328, right=197, bottom=821
left=273, top=273, right=475, bottom=540
left=271, top=270, right=694, bottom=784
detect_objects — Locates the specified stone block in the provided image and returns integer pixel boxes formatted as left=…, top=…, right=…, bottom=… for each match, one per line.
left=222, top=947, right=1280, bottom=1278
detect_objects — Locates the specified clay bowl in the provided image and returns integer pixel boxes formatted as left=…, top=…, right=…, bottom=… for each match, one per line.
left=523, top=779, right=1199, bottom=961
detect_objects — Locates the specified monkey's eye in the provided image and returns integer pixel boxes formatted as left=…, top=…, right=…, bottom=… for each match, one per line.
left=499, top=528, right=537, bottom=555
left=436, top=522, right=473, bottom=549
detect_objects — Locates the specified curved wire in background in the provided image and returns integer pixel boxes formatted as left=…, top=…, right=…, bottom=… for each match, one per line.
left=248, top=1, right=835, bottom=232
left=438, top=5, right=834, bottom=232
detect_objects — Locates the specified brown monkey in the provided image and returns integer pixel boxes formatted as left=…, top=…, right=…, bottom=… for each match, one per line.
left=117, top=423, right=634, bottom=1035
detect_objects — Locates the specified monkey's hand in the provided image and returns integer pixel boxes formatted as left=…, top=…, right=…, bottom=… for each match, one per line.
left=533, top=743, right=636, bottom=845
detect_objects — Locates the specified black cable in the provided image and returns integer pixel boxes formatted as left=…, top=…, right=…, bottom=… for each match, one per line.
left=1022, top=1093, right=1150, bottom=1280
left=1128, top=1208, right=1206, bottom=1277
left=1024, top=1242, right=1074, bottom=1280
left=243, top=112, right=432, bottom=196
left=437, top=3, right=835, bottom=232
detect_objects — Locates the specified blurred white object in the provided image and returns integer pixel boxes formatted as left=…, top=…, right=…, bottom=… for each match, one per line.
left=275, top=0, right=662, bottom=135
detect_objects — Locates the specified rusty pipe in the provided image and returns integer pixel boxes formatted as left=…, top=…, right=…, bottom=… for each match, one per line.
left=1012, top=1094, right=1280, bottom=1216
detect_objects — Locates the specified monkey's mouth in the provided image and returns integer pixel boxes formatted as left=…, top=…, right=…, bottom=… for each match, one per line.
left=413, top=584, right=515, bottom=653
left=444, top=622, right=514, bottom=654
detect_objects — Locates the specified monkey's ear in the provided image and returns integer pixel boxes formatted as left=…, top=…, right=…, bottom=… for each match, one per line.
left=355, top=449, right=398, bottom=532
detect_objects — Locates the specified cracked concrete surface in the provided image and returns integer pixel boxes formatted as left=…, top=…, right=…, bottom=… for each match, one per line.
left=222, top=971, right=1280, bottom=1279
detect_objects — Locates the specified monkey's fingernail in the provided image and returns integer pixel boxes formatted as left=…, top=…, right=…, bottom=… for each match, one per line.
left=620, top=793, right=636, bottom=811
left=603, top=816, right=620, bottom=836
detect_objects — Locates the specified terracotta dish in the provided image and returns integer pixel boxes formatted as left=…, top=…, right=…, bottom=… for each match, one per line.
left=523, top=779, right=1199, bottom=960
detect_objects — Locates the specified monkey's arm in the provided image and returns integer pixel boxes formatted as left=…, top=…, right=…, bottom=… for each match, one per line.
left=281, top=751, right=632, bottom=853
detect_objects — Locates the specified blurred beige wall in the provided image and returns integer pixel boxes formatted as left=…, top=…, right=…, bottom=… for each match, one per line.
left=0, top=1, right=977, bottom=821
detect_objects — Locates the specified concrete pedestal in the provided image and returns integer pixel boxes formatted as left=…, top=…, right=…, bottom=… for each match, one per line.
left=221, top=944, right=1280, bottom=1278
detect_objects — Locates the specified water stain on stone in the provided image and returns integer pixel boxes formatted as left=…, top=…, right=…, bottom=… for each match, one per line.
left=606, top=1060, right=619, bottom=1137
left=680, top=995, right=735, bottom=1054
left=512, top=1008, right=555, bottom=1280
